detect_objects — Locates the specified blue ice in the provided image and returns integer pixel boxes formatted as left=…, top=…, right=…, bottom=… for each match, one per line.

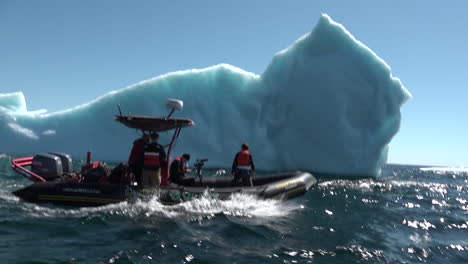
left=0, top=14, right=411, bottom=177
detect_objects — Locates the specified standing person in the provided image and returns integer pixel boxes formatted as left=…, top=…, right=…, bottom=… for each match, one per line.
left=231, top=143, right=255, bottom=187
left=142, top=132, right=166, bottom=187
left=170, top=153, right=192, bottom=185
left=128, top=133, right=149, bottom=185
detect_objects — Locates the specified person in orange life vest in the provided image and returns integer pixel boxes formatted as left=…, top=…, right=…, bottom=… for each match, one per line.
left=231, top=143, right=255, bottom=187
left=170, top=153, right=192, bottom=185
left=128, top=133, right=150, bottom=185
left=141, top=132, right=166, bottom=187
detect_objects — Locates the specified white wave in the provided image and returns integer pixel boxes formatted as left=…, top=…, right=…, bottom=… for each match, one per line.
left=173, top=193, right=301, bottom=218
left=0, top=190, right=20, bottom=203
left=15, top=193, right=301, bottom=220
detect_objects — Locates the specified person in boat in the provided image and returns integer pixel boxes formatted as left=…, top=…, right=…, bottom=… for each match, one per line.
left=142, top=132, right=166, bottom=187
left=231, top=143, right=255, bottom=187
left=128, top=133, right=149, bottom=185
left=169, top=153, right=192, bottom=185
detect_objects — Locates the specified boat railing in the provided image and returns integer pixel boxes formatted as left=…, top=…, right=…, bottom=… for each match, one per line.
left=11, top=157, right=47, bottom=182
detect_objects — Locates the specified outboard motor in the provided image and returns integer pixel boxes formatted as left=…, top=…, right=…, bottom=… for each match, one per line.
left=31, top=153, right=63, bottom=181
left=49, top=152, right=73, bottom=173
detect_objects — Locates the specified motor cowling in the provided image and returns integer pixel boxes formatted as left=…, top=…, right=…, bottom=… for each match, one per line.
left=31, top=153, right=63, bottom=180
left=48, top=152, right=73, bottom=173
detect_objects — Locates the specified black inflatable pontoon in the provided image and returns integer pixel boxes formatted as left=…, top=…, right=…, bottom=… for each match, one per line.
left=12, top=172, right=316, bottom=206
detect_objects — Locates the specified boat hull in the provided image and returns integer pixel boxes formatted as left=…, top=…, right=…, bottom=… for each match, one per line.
left=13, top=172, right=317, bottom=207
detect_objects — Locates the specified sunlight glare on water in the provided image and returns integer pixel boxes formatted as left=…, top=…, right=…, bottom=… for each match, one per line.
left=0, top=161, right=467, bottom=263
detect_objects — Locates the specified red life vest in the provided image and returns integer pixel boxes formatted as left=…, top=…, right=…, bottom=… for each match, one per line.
left=236, top=150, right=251, bottom=169
left=175, top=157, right=189, bottom=172
left=144, top=151, right=160, bottom=168
left=128, top=139, right=144, bottom=165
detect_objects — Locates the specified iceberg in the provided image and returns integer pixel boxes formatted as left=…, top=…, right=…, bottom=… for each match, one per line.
left=0, top=14, right=410, bottom=177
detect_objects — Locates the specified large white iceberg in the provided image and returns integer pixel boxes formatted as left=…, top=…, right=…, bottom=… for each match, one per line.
left=0, top=14, right=410, bottom=177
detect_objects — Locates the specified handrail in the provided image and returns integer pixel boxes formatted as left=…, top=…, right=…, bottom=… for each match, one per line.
left=161, top=126, right=182, bottom=186
left=11, top=157, right=47, bottom=182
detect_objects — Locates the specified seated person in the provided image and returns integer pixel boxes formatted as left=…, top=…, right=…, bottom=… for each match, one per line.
left=170, top=153, right=192, bottom=185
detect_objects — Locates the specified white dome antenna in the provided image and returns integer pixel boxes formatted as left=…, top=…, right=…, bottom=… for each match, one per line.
left=166, top=99, right=184, bottom=118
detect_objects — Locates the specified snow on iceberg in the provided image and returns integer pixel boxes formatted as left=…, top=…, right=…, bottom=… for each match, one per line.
left=0, top=14, right=410, bottom=177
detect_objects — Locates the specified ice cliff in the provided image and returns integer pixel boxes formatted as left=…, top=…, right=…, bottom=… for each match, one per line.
left=0, top=14, right=411, bottom=177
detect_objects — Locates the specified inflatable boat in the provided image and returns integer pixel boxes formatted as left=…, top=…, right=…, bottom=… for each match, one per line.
left=11, top=99, right=317, bottom=207
left=12, top=171, right=316, bottom=206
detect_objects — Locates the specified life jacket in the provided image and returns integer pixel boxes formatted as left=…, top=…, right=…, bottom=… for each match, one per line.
left=175, top=157, right=189, bottom=172
left=128, top=138, right=145, bottom=165
left=236, top=150, right=251, bottom=170
left=143, top=151, right=160, bottom=169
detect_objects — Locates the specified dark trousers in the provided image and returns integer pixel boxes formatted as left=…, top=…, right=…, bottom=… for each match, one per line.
left=171, top=174, right=183, bottom=185
left=233, top=169, right=253, bottom=187
left=130, top=165, right=142, bottom=185
left=171, top=175, right=195, bottom=186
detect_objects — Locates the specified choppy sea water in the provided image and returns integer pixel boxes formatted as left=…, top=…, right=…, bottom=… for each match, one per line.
left=0, top=155, right=467, bottom=264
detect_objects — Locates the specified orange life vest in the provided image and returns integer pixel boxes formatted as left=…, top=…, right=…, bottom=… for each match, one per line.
left=236, top=150, right=251, bottom=169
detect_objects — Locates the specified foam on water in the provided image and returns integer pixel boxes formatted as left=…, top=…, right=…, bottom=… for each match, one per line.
left=0, top=190, right=19, bottom=203
left=174, top=193, right=301, bottom=218
left=2, top=191, right=299, bottom=220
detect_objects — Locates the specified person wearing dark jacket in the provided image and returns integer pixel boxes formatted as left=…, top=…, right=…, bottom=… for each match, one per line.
left=142, top=132, right=166, bottom=187
left=232, top=143, right=255, bottom=187
left=170, top=153, right=191, bottom=185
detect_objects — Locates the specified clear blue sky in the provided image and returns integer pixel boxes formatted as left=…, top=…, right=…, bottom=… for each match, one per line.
left=1, top=0, right=467, bottom=166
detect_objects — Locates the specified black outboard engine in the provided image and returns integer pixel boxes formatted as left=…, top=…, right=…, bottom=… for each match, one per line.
left=31, top=153, right=63, bottom=181
left=49, top=152, right=73, bottom=173
left=194, top=158, right=208, bottom=183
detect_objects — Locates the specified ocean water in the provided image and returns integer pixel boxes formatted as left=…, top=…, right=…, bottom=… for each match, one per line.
left=0, top=156, right=466, bottom=264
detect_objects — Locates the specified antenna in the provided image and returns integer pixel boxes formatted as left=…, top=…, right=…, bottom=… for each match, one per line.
left=117, top=105, right=123, bottom=116
left=166, top=99, right=184, bottom=119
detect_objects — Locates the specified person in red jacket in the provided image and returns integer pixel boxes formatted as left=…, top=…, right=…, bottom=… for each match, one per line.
left=231, top=143, right=255, bottom=187
left=170, top=153, right=192, bottom=185
left=128, top=133, right=150, bottom=185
